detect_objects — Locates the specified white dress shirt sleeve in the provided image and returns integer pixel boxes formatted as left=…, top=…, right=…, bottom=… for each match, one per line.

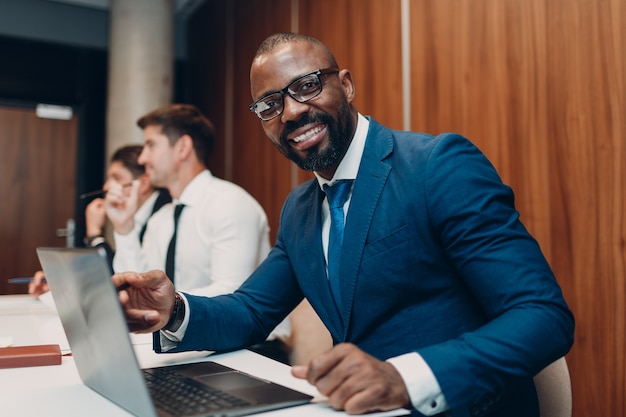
left=387, top=352, right=449, bottom=415
left=181, top=185, right=271, bottom=298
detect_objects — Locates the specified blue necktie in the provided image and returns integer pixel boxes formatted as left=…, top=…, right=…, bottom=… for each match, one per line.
left=165, top=204, right=185, bottom=283
left=323, top=179, right=353, bottom=308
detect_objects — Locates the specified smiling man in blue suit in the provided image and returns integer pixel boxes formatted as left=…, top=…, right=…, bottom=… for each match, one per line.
left=115, top=33, right=574, bottom=417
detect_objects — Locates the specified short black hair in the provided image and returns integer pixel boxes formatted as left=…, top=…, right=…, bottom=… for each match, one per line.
left=254, top=32, right=338, bottom=68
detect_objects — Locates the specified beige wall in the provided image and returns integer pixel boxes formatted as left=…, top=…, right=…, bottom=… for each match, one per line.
left=187, top=1, right=626, bottom=415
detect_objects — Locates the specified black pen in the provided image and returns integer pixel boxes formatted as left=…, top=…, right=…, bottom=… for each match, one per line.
left=10, top=277, right=130, bottom=292
left=8, top=277, right=46, bottom=284
left=79, top=180, right=139, bottom=200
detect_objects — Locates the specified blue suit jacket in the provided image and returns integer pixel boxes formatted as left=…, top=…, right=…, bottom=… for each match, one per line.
left=173, top=119, right=574, bottom=417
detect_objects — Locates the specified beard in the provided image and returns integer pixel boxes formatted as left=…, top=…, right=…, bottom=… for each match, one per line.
left=276, top=102, right=354, bottom=172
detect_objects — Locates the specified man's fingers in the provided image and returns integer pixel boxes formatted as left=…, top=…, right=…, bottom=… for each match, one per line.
left=329, top=372, right=401, bottom=414
left=112, top=271, right=137, bottom=290
left=112, top=270, right=161, bottom=290
left=341, top=386, right=398, bottom=414
left=124, top=308, right=161, bottom=333
left=291, top=365, right=309, bottom=379
left=29, top=271, right=49, bottom=297
left=303, top=344, right=411, bottom=413
left=305, top=343, right=352, bottom=384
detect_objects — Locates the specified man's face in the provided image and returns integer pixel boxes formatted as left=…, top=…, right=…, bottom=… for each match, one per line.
left=138, top=125, right=177, bottom=188
left=103, top=161, right=134, bottom=191
left=250, top=41, right=356, bottom=179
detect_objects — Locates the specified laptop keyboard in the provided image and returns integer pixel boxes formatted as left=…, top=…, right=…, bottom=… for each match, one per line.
left=143, top=367, right=251, bottom=416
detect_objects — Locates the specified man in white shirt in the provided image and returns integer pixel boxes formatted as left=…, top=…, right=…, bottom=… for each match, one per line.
left=105, top=105, right=290, bottom=351
left=83, top=145, right=171, bottom=269
left=29, top=145, right=170, bottom=297
left=106, top=104, right=271, bottom=298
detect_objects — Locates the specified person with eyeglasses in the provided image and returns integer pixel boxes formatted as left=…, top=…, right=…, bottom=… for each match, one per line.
left=28, top=145, right=171, bottom=299
left=113, top=33, right=574, bottom=417
left=105, top=105, right=293, bottom=363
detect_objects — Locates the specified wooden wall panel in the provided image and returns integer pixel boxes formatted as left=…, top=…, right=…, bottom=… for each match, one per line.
left=186, top=0, right=294, bottom=243
left=230, top=0, right=294, bottom=244
left=298, top=0, right=403, bottom=184
left=544, top=1, right=626, bottom=414
left=298, top=0, right=403, bottom=129
left=410, top=1, right=625, bottom=416
left=0, top=107, right=78, bottom=294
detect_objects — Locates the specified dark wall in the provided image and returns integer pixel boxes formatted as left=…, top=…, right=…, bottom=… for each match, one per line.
left=0, top=35, right=107, bottom=245
left=0, top=34, right=189, bottom=246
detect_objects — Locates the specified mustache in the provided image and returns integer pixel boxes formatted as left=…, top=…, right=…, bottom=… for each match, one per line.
left=281, top=113, right=331, bottom=143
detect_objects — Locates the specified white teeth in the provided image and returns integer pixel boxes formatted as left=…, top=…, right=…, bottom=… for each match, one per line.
left=292, top=125, right=323, bottom=143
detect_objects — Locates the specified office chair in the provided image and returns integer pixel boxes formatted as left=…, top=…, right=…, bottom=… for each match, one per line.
left=534, top=357, right=572, bottom=417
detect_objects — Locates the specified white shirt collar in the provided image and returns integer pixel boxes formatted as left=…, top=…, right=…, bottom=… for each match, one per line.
left=315, top=113, right=369, bottom=189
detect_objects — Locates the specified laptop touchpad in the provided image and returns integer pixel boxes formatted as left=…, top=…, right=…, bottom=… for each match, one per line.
left=197, top=372, right=269, bottom=390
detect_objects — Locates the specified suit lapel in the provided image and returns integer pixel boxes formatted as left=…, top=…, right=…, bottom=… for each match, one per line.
left=297, top=182, right=346, bottom=339
left=293, top=119, right=394, bottom=342
left=338, top=119, right=393, bottom=339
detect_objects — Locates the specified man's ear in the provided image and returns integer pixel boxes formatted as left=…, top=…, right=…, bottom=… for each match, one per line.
left=339, top=69, right=356, bottom=103
left=176, top=134, right=194, bottom=160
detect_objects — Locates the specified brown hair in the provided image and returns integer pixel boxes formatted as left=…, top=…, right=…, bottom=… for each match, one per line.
left=111, top=145, right=144, bottom=178
left=136, top=104, right=215, bottom=167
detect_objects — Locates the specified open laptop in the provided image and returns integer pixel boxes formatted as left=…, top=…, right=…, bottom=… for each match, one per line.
left=37, top=247, right=312, bottom=417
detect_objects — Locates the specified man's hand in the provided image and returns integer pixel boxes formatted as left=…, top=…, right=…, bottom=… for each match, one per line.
left=85, top=198, right=107, bottom=237
left=28, top=270, right=49, bottom=298
left=113, top=270, right=176, bottom=333
left=291, top=343, right=410, bottom=414
left=104, top=180, right=139, bottom=235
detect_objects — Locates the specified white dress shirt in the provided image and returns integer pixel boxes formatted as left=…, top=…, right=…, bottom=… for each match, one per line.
left=134, top=190, right=161, bottom=235
left=113, top=170, right=271, bottom=297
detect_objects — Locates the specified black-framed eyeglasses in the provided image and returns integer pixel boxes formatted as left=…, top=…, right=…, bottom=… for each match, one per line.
left=249, top=68, right=339, bottom=121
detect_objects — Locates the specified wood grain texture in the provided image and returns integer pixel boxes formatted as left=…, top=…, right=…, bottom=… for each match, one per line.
left=410, top=1, right=625, bottom=415
left=0, top=107, right=77, bottom=295
left=299, top=0, right=403, bottom=129
left=185, top=0, right=294, bottom=244
left=297, top=0, right=403, bottom=184
left=230, top=0, right=295, bottom=245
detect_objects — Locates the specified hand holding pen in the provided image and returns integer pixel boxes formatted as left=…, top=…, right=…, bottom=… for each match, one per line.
left=79, top=180, right=139, bottom=200
left=85, top=198, right=107, bottom=237
left=27, top=270, right=48, bottom=298
left=104, top=179, right=140, bottom=236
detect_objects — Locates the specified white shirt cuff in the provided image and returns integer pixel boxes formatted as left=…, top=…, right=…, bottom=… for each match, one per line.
left=387, top=352, right=449, bottom=415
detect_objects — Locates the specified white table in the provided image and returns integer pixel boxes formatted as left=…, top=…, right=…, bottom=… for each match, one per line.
left=0, top=295, right=408, bottom=417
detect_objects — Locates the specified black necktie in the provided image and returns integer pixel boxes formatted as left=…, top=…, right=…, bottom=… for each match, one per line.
left=323, top=179, right=353, bottom=308
left=139, top=222, right=148, bottom=245
left=165, top=204, right=185, bottom=283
